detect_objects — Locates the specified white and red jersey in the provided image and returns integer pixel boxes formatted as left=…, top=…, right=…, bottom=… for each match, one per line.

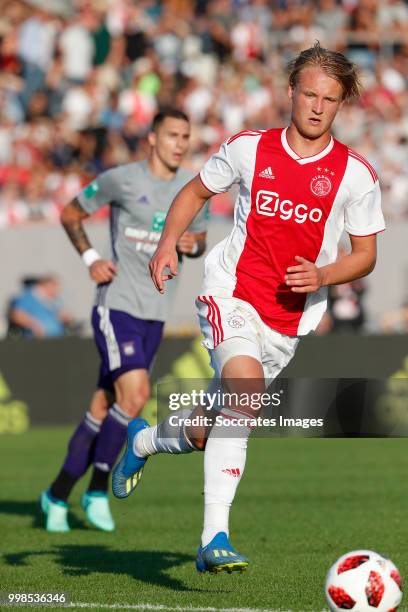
left=199, top=127, right=385, bottom=337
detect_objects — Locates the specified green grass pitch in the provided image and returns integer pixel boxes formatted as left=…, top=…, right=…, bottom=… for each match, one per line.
left=0, top=428, right=407, bottom=611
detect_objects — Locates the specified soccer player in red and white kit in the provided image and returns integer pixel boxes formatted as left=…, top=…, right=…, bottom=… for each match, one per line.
left=113, top=43, right=385, bottom=573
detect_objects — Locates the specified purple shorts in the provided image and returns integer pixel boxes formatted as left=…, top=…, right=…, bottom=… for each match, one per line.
left=91, top=306, right=164, bottom=392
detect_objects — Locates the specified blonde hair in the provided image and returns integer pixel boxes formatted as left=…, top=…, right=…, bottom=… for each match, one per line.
left=288, top=41, right=362, bottom=101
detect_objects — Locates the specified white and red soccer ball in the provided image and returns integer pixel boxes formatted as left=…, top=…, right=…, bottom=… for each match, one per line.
left=325, top=550, right=403, bottom=611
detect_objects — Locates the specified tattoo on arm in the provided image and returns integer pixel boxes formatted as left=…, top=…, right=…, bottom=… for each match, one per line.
left=61, top=198, right=92, bottom=254
left=71, top=199, right=87, bottom=214
left=64, top=221, right=91, bottom=254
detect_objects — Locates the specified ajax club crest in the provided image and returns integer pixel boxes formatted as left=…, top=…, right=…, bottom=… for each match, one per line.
left=227, top=314, right=245, bottom=329
left=310, top=174, right=332, bottom=197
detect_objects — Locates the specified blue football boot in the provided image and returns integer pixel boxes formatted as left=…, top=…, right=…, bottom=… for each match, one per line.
left=196, top=531, right=249, bottom=574
left=112, top=418, right=149, bottom=499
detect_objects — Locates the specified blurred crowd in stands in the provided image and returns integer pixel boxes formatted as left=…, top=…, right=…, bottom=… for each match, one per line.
left=1, top=0, right=408, bottom=227
left=1, top=0, right=408, bottom=336
left=6, top=274, right=81, bottom=338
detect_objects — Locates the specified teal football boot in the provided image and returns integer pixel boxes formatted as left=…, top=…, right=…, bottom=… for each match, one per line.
left=81, top=491, right=115, bottom=532
left=40, top=490, right=70, bottom=533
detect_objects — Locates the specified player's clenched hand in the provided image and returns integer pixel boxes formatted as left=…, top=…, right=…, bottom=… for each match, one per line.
left=285, top=256, right=324, bottom=293
left=149, top=246, right=178, bottom=293
left=89, top=259, right=117, bottom=284
left=177, top=231, right=196, bottom=254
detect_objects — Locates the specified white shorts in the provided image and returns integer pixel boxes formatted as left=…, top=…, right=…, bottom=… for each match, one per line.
left=196, top=295, right=299, bottom=381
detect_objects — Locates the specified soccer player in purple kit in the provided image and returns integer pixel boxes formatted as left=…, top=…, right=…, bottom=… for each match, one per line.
left=41, top=109, right=208, bottom=532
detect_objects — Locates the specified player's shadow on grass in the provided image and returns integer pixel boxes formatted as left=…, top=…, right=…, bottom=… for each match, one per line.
left=4, top=546, right=232, bottom=594
left=0, top=500, right=87, bottom=530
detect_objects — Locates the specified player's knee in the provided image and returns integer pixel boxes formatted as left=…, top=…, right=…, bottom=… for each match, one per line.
left=190, top=436, right=207, bottom=451
left=89, top=390, right=112, bottom=421
left=120, top=390, right=150, bottom=418
left=90, top=404, right=108, bottom=421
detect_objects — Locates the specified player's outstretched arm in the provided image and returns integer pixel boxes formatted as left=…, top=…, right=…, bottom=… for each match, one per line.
left=61, top=198, right=117, bottom=284
left=285, top=235, right=378, bottom=293
left=150, top=176, right=213, bottom=293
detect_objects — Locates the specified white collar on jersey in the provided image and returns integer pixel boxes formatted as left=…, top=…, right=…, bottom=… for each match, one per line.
left=281, top=127, right=334, bottom=165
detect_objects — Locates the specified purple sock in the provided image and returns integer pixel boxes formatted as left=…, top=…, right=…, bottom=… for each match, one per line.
left=63, top=412, right=102, bottom=477
left=50, top=412, right=102, bottom=501
left=93, top=403, right=131, bottom=473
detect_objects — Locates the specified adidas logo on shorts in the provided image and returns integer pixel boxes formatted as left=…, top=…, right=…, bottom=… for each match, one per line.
left=259, top=166, right=275, bottom=179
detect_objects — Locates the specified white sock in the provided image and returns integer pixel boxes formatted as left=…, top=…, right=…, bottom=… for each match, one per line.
left=134, top=408, right=196, bottom=457
left=201, top=408, right=252, bottom=547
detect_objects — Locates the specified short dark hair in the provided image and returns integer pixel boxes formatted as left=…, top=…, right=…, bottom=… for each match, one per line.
left=288, top=41, right=362, bottom=101
left=151, top=108, right=190, bottom=132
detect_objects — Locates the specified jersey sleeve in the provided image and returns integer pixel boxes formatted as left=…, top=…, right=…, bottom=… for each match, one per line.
left=199, top=140, right=240, bottom=194
left=344, top=180, right=385, bottom=236
left=77, top=168, right=122, bottom=214
left=188, top=199, right=210, bottom=233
